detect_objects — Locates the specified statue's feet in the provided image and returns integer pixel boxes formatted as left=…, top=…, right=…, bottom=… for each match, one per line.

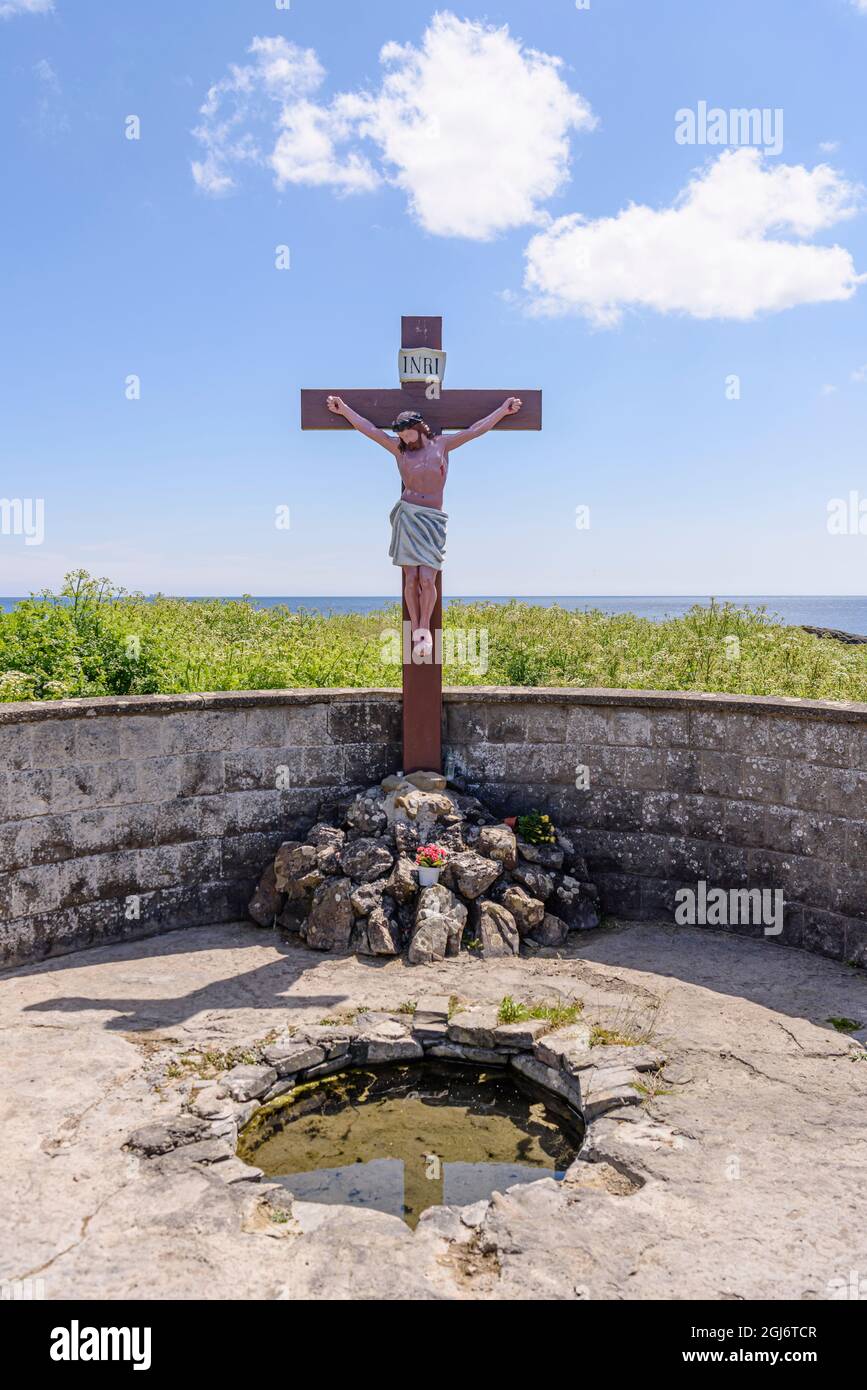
left=412, top=627, right=433, bottom=655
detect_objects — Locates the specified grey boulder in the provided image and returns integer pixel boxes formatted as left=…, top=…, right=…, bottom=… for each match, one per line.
left=474, top=899, right=520, bottom=958
left=499, top=884, right=545, bottom=936
left=517, top=841, right=565, bottom=871
left=409, top=884, right=467, bottom=965
left=527, top=912, right=570, bottom=948
left=551, top=875, right=601, bottom=932
left=248, top=863, right=284, bottom=927
left=384, top=855, right=418, bottom=905
left=442, top=851, right=502, bottom=900
left=340, top=836, right=394, bottom=883
left=304, top=877, right=354, bottom=952
left=476, top=824, right=518, bottom=869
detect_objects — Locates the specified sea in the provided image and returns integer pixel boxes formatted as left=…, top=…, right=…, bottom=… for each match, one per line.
left=1, top=595, right=866, bottom=635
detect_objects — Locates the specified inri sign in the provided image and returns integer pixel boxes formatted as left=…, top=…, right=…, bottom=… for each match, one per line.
left=398, top=347, right=447, bottom=385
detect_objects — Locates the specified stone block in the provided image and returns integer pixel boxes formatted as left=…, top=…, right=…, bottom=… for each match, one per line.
left=9, top=768, right=53, bottom=817
left=30, top=721, right=77, bottom=768
left=342, top=743, right=399, bottom=787
left=224, top=1064, right=278, bottom=1102
left=835, top=869, right=867, bottom=920
left=765, top=717, right=853, bottom=769
left=689, top=710, right=727, bottom=750
left=510, top=1053, right=582, bottom=1108
left=649, top=711, right=690, bottom=748
left=641, top=791, right=688, bottom=835
left=9, top=863, right=62, bottom=917
left=721, top=713, right=770, bottom=756
left=666, top=837, right=710, bottom=880
left=448, top=1009, right=499, bottom=1049
left=565, top=707, right=613, bottom=747
left=699, top=751, right=744, bottom=799
left=74, top=719, right=122, bottom=764
left=845, top=821, right=867, bottom=872
left=327, top=701, right=399, bottom=745
left=224, top=749, right=271, bottom=792
left=783, top=760, right=828, bottom=813
left=160, top=711, right=240, bottom=755
left=444, top=703, right=488, bottom=744
left=263, top=1044, right=326, bottom=1077
left=178, top=752, right=225, bottom=797
left=822, top=770, right=867, bottom=819
left=118, top=715, right=165, bottom=760
left=844, top=919, right=867, bottom=968
left=606, top=709, right=653, bottom=747
left=493, top=1019, right=550, bottom=1050
left=484, top=706, right=528, bottom=743
left=621, top=748, right=668, bottom=792
left=664, top=749, right=703, bottom=794
left=136, top=756, right=182, bottom=804
left=723, top=797, right=765, bottom=848
left=523, top=705, right=569, bottom=743
left=0, top=818, right=32, bottom=873
left=594, top=873, right=642, bottom=918
left=0, top=724, right=32, bottom=771
left=426, top=1043, right=507, bottom=1065
left=801, top=908, right=847, bottom=961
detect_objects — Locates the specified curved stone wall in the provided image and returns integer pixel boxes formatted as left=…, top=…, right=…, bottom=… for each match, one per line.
left=1, top=688, right=864, bottom=969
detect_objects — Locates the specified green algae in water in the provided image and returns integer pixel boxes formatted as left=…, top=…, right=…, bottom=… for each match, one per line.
left=239, top=1063, right=582, bottom=1229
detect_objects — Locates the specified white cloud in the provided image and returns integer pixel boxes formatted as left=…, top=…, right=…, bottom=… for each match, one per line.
left=192, top=14, right=595, bottom=240
left=0, top=0, right=53, bottom=17
left=852, top=364, right=867, bottom=382
left=819, top=140, right=840, bottom=154
left=33, top=57, right=59, bottom=90
left=852, top=1, right=867, bottom=12
left=523, top=149, right=864, bottom=326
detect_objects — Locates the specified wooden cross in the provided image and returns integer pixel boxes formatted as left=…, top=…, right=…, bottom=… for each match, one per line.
left=301, top=315, right=542, bottom=775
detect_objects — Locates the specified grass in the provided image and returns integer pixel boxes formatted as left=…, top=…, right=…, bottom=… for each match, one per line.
left=162, top=1035, right=280, bottom=1083
left=630, top=1069, right=674, bottom=1102
left=826, top=1016, right=863, bottom=1033
left=2, top=570, right=865, bottom=703
left=497, top=995, right=583, bottom=1029
left=589, top=1025, right=642, bottom=1047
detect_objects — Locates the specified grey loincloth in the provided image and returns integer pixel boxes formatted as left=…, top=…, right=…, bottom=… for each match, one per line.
left=388, top=499, right=448, bottom=570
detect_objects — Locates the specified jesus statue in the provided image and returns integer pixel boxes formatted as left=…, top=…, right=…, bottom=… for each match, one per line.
left=326, top=394, right=523, bottom=651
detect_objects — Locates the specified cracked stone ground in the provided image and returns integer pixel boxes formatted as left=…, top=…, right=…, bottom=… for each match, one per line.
left=1, top=921, right=866, bottom=1301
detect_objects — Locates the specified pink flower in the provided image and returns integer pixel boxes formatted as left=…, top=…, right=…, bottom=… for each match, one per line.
left=416, top=843, right=448, bottom=868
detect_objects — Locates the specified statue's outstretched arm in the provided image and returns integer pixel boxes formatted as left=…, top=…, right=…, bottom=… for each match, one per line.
left=326, top=396, right=398, bottom=455
left=444, top=397, right=522, bottom=452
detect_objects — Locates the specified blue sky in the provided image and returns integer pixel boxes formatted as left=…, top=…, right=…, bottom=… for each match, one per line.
left=1, top=0, right=866, bottom=597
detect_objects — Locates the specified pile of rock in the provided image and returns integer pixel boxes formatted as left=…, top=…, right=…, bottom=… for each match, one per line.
left=248, top=771, right=601, bottom=963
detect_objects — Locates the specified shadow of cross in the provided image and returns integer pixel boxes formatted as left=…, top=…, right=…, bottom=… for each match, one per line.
left=301, top=315, right=542, bottom=774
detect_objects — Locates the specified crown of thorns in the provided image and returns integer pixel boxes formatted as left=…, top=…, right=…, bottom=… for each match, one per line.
left=391, top=411, right=426, bottom=431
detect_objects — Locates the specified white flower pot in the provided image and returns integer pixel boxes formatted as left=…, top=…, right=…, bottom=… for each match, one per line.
left=417, top=865, right=441, bottom=887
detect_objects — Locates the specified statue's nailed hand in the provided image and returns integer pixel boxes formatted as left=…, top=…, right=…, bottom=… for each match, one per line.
left=504, top=397, right=523, bottom=415
left=327, top=395, right=345, bottom=415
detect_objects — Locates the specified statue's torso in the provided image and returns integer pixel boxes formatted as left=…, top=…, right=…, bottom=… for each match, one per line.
left=397, top=436, right=448, bottom=509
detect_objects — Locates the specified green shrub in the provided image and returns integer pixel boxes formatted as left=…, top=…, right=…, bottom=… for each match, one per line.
left=2, top=573, right=865, bottom=704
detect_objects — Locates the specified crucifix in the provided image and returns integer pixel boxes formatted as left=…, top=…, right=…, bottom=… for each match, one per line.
left=301, top=315, right=542, bottom=775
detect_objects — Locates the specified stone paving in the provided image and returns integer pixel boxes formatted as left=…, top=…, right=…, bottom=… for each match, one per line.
left=1, top=920, right=866, bottom=1300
